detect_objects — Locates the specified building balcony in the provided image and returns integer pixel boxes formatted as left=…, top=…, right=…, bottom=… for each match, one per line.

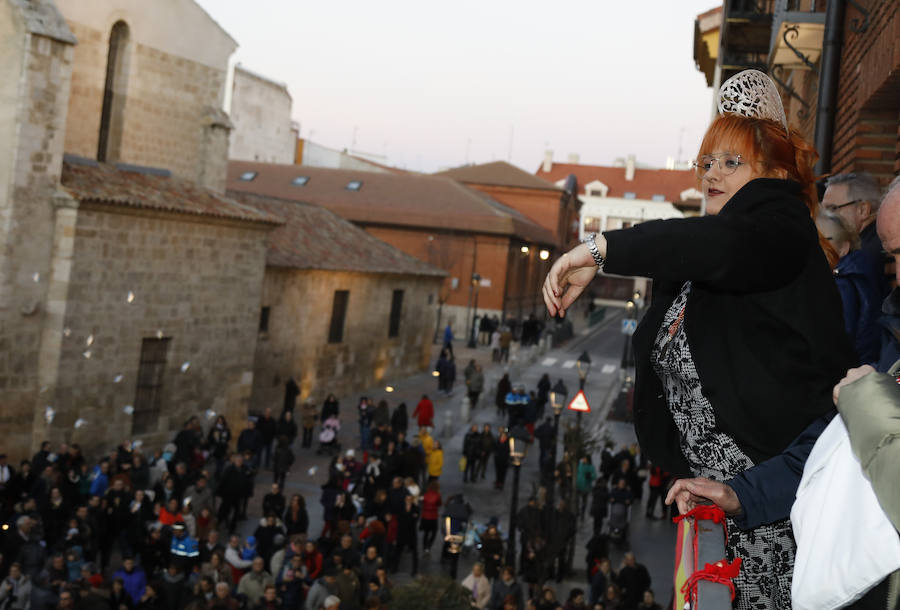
left=723, top=0, right=775, bottom=54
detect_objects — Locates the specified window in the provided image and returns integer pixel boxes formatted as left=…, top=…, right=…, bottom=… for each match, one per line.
left=259, top=306, right=270, bottom=333
left=328, top=290, right=350, bottom=343
left=346, top=180, right=363, bottom=191
left=388, top=290, right=404, bottom=337
left=589, top=189, right=605, bottom=197
left=132, top=337, right=170, bottom=435
left=624, top=192, right=636, bottom=199
left=239, top=171, right=257, bottom=181
left=652, top=194, right=666, bottom=202
left=98, top=21, right=130, bottom=163
left=292, top=176, right=309, bottom=186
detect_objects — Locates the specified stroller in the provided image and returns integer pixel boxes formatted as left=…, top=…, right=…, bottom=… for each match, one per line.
left=317, top=416, right=342, bottom=456
left=606, top=499, right=631, bottom=550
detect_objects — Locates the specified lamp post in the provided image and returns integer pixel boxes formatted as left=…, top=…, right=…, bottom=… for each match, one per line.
left=621, top=300, right=636, bottom=369
left=467, top=273, right=481, bottom=348
left=546, top=380, right=568, bottom=542
left=506, top=424, right=530, bottom=567
left=443, top=503, right=469, bottom=580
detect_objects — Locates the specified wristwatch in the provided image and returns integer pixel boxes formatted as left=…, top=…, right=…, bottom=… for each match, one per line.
left=583, top=233, right=606, bottom=269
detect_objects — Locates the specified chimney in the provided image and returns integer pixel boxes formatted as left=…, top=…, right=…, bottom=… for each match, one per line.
left=567, top=153, right=580, bottom=164
left=625, top=154, right=636, bottom=181
left=542, top=150, right=553, bottom=173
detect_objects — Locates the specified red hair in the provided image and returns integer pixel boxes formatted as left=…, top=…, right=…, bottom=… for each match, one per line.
left=697, top=114, right=837, bottom=268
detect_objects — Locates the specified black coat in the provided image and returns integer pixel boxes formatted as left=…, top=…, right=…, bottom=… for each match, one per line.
left=604, top=178, right=855, bottom=474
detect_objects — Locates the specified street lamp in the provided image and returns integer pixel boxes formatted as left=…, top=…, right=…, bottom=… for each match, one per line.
left=468, top=273, right=481, bottom=348
left=443, top=503, right=469, bottom=579
left=506, top=424, right=530, bottom=567
left=546, top=379, right=568, bottom=536
left=576, top=351, right=592, bottom=391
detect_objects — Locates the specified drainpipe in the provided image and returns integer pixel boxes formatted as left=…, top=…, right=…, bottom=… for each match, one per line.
left=813, top=0, right=846, bottom=177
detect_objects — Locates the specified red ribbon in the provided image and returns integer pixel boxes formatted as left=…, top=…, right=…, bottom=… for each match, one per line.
left=681, top=558, right=743, bottom=605
left=671, top=504, right=727, bottom=525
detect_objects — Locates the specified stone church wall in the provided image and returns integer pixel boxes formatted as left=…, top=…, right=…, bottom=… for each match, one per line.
left=252, top=269, right=440, bottom=413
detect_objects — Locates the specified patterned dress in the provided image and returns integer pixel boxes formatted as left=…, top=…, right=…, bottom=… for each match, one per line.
left=651, top=282, right=795, bottom=609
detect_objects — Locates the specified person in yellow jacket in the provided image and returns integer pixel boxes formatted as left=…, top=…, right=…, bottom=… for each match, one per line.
left=427, top=440, right=444, bottom=481
left=419, top=427, right=435, bottom=456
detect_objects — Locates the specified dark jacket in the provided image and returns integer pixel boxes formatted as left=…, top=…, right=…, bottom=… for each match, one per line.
left=604, top=178, right=855, bottom=474
left=835, top=249, right=882, bottom=365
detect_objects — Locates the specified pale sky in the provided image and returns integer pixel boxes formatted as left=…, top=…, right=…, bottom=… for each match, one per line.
left=196, top=0, right=720, bottom=173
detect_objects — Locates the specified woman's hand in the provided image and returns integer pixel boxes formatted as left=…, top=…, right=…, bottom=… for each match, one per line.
left=832, top=365, right=876, bottom=405
left=542, top=242, right=601, bottom=317
left=665, top=477, right=742, bottom=516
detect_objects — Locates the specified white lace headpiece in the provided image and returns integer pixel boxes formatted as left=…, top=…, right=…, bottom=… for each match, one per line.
left=717, top=69, right=788, bottom=132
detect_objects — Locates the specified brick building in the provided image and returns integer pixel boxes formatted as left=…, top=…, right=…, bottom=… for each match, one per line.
left=694, top=0, right=899, bottom=185
left=229, top=65, right=299, bottom=164
left=434, top=161, right=581, bottom=250
left=226, top=162, right=558, bottom=333
left=228, top=192, right=445, bottom=409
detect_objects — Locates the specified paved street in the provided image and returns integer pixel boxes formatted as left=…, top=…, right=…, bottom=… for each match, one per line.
left=244, top=304, right=676, bottom=598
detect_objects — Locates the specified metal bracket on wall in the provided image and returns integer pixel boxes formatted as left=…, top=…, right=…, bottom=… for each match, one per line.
left=771, top=66, right=811, bottom=121
left=783, top=25, right=817, bottom=70
left=847, top=0, right=870, bottom=33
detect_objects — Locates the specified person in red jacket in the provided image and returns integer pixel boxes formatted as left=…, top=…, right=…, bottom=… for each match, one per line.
left=645, top=464, right=669, bottom=519
left=301, top=540, right=323, bottom=585
left=412, top=395, right=434, bottom=429
left=420, top=481, right=442, bottom=554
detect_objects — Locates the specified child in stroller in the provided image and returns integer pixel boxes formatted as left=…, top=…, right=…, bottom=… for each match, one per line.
left=317, top=415, right=341, bottom=456
left=607, top=478, right=633, bottom=549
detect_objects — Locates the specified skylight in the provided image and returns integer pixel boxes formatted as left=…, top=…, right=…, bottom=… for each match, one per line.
left=239, top=171, right=257, bottom=181
left=292, top=176, right=310, bottom=186
left=652, top=194, right=666, bottom=202
left=346, top=180, right=363, bottom=191
left=624, top=192, right=636, bottom=199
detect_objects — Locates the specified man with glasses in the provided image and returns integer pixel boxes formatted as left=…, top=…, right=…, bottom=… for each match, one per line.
left=822, top=172, right=890, bottom=296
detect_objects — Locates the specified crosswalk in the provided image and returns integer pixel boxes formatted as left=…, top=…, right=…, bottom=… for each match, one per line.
left=538, top=356, right=619, bottom=374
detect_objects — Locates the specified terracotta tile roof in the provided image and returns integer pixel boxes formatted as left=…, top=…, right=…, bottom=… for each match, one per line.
left=61, top=158, right=282, bottom=225
left=435, top=161, right=561, bottom=191
left=536, top=163, right=702, bottom=209
left=226, top=162, right=557, bottom=246
left=228, top=192, right=446, bottom=276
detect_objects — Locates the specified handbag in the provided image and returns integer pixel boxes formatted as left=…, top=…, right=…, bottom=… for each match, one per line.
left=458, top=456, right=467, bottom=472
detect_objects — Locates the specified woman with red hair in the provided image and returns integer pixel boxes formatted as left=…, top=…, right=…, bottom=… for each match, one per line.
left=542, top=71, right=854, bottom=608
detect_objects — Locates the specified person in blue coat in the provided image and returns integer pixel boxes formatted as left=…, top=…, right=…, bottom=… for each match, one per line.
left=817, top=211, right=881, bottom=364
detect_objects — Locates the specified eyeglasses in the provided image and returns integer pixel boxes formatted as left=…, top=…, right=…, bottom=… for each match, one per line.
left=692, top=153, right=745, bottom=179
left=822, top=200, right=861, bottom=213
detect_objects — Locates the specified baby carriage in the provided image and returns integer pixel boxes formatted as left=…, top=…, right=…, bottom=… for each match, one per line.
left=607, top=500, right=631, bottom=550
left=317, top=416, right=342, bottom=456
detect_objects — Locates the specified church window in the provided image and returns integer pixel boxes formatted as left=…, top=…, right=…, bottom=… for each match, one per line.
left=259, top=307, right=270, bottom=333
left=239, top=171, right=257, bottom=181
left=328, top=290, right=350, bottom=343
left=388, top=290, right=404, bottom=338
left=132, top=337, right=170, bottom=435
left=98, top=21, right=130, bottom=163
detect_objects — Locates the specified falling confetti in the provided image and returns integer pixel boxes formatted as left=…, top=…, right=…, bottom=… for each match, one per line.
left=74, top=418, right=87, bottom=429
left=385, top=386, right=394, bottom=392
left=82, top=350, right=92, bottom=359
left=126, top=291, right=135, bottom=304
left=32, top=272, right=39, bottom=283
left=85, top=334, right=94, bottom=346
left=63, top=328, right=71, bottom=338
left=180, top=361, right=191, bottom=373
left=308, top=466, right=318, bottom=476
left=123, top=405, right=134, bottom=415
left=113, top=374, right=123, bottom=383
left=44, top=406, right=55, bottom=424
left=204, top=409, right=216, bottom=419
left=156, top=329, right=164, bottom=339
left=131, top=440, right=143, bottom=449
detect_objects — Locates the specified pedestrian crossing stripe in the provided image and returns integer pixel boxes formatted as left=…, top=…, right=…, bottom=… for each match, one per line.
left=562, top=360, right=576, bottom=368
left=567, top=389, right=591, bottom=412
left=600, top=364, right=616, bottom=374
left=541, top=358, right=558, bottom=366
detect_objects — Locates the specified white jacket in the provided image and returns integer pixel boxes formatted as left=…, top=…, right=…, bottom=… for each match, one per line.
left=791, top=416, right=900, bottom=609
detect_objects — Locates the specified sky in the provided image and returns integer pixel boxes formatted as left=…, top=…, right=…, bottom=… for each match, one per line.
left=196, top=0, right=721, bottom=174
